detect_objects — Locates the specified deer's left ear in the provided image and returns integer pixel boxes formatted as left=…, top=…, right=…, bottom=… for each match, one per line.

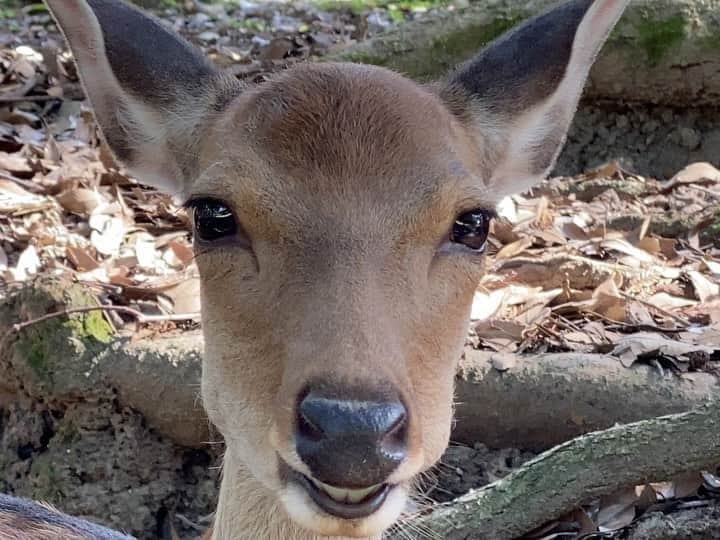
left=45, top=0, right=243, bottom=199
left=440, top=0, right=628, bottom=198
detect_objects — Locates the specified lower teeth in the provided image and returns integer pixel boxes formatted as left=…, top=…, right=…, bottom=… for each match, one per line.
left=314, top=481, right=382, bottom=504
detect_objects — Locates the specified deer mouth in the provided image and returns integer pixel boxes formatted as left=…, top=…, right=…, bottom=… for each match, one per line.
left=290, top=468, right=392, bottom=519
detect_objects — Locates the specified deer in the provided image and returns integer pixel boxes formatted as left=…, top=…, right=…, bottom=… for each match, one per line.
left=0, top=0, right=629, bottom=538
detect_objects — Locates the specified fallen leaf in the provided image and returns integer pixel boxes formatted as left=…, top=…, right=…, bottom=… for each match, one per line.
left=612, top=332, right=715, bottom=368
left=645, top=292, right=697, bottom=311
left=89, top=214, right=126, bottom=256
left=66, top=246, right=100, bottom=272
left=471, top=289, right=506, bottom=321
left=11, top=244, right=40, bottom=281
left=686, top=270, right=720, bottom=302
left=601, top=238, right=655, bottom=264
left=662, top=162, right=720, bottom=193
left=167, top=240, right=194, bottom=266
left=474, top=319, right=525, bottom=342
left=702, top=259, right=720, bottom=278
left=490, top=353, right=517, bottom=371
left=598, top=487, right=637, bottom=531
left=56, top=187, right=105, bottom=214
left=495, top=237, right=532, bottom=259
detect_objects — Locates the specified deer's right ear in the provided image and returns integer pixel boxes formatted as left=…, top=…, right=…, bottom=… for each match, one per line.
left=439, top=0, right=628, bottom=199
left=45, top=0, right=242, bottom=198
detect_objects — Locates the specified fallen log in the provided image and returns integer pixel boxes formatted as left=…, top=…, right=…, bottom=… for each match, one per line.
left=325, top=0, right=720, bottom=107
left=2, top=281, right=718, bottom=450
left=390, top=399, right=720, bottom=540
left=453, top=349, right=719, bottom=450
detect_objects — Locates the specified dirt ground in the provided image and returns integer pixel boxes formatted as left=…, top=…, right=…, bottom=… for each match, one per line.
left=557, top=103, right=720, bottom=180
left=0, top=394, right=534, bottom=539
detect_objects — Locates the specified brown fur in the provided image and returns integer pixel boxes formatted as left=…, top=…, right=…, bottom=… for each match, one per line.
left=0, top=514, right=86, bottom=540
left=16, top=0, right=629, bottom=537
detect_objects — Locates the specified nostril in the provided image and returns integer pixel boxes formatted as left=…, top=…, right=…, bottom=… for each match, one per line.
left=297, top=393, right=326, bottom=443
left=298, top=408, right=324, bottom=442
left=383, top=405, right=407, bottom=441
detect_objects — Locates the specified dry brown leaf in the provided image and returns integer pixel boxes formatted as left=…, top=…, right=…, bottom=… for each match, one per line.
left=66, top=245, right=100, bottom=272
left=601, top=238, right=655, bottom=264
left=0, top=179, right=53, bottom=214
left=56, top=187, right=105, bottom=214
left=645, top=292, right=697, bottom=311
left=89, top=214, right=126, bottom=256
left=471, top=289, right=506, bottom=321
left=490, top=353, right=517, bottom=372
left=662, top=162, right=720, bottom=192
left=597, top=486, right=637, bottom=532
left=702, top=258, right=720, bottom=278
left=474, top=319, right=525, bottom=342
left=533, top=228, right=566, bottom=246
left=686, top=270, right=720, bottom=302
left=0, top=151, right=32, bottom=175
left=636, top=236, right=660, bottom=255
left=561, top=221, right=588, bottom=240
left=11, top=244, right=40, bottom=281
left=167, top=240, right=194, bottom=266
left=670, top=471, right=703, bottom=498
left=635, top=484, right=658, bottom=512
left=563, top=331, right=595, bottom=344
left=495, top=237, right=533, bottom=260
left=591, top=277, right=627, bottom=321
left=626, top=301, right=656, bottom=326
left=612, top=332, right=715, bottom=368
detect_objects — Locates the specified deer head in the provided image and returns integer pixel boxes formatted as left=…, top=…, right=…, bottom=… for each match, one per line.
left=44, top=0, right=627, bottom=537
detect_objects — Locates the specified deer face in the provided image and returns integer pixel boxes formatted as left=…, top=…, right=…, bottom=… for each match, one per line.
left=45, top=0, right=627, bottom=536
left=193, top=64, right=489, bottom=535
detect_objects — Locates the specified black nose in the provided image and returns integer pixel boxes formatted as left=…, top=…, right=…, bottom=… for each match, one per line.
left=295, top=388, right=408, bottom=488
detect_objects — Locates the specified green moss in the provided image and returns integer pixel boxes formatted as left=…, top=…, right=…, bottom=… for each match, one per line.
left=343, top=12, right=525, bottom=80
left=72, top=311, right=113, bottom=344
left=29, top=454, right=64, bottom=501
left=698, top=32, right=720, bottom=53
left=9, top=280, right=114, bottom=386
left=429, top=13, right=523, bottom=62
left=54, top=420, right=80, bottom=444
left=703, top=210, right=720, bottom=246
left=635, top=14, right=686, bottom=66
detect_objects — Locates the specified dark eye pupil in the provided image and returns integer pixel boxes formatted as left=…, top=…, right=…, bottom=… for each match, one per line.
left=192, top=200, right=237, bottom=241
left=451, top=209, right=491, bottom=251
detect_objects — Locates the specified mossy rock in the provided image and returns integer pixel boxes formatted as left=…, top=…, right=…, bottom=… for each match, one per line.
left=1, top=279, right=114, bottom=398
left=328, top=0, right=720, bottom=107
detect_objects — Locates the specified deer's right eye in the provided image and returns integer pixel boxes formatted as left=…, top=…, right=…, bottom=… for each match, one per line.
left=188, top=198, right=238, bottom=242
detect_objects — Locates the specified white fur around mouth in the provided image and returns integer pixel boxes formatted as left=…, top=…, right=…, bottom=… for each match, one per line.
left=312, top=479, right=385, bottom=504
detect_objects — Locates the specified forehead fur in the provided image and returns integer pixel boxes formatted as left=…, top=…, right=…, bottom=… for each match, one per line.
left=237, top=63, right=466, bottom=189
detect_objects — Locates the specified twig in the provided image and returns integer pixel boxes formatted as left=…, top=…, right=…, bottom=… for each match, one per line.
left=686, top=184, right=720, bottom=200
left=8, top=305, right=200, bottom=335
left=0, top=94, right=62, bottom=104
left=0, top=171, right=45, bottom=193
left=618, top=292, right=691, bottom=326
left=585, top=310, right=688, bottom=334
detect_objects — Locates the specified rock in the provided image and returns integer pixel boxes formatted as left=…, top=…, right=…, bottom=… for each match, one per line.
left=325, top=0, right=720, bottom=107
left=679, top=127, right=702, bottom=150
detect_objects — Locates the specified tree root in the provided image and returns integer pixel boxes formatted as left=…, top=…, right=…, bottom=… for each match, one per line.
left=392, top=400, right=720, bottom=539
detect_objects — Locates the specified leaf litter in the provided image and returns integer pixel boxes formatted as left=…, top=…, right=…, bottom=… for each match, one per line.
left=1, top=3, right=719, bottom=538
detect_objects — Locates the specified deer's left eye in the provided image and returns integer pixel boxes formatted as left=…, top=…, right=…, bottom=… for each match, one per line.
left=188, top=198, right=238, bottom=242
left=451, top=209, right=492, bottom=252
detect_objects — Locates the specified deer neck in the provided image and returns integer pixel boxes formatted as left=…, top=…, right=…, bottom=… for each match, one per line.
left=212, top=450, right=382, bottom=540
